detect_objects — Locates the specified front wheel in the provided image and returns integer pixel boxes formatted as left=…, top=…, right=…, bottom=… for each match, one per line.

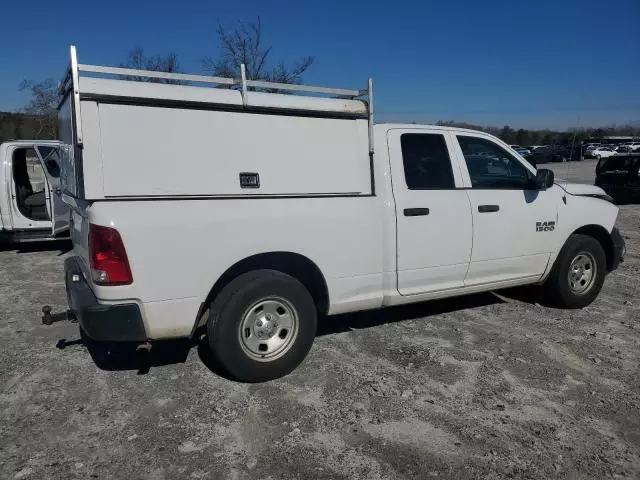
left=595, top=154, right=602, bottom=160
left=207, top=270, right=317, bottom=382
left=545, top=234, right=606, bottom=308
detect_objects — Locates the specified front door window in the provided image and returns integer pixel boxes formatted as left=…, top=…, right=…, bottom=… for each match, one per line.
left=456, top=136, right=535, bottom=189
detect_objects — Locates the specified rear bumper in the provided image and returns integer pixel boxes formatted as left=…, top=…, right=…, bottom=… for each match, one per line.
left=65, top=257, right=147, bottom=341
left=610, top=227, right=625, bottom=271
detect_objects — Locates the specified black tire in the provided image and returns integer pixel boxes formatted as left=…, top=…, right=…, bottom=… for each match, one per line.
left=545, top=234, right=606, bottom=309
left=207, top=269, right=317, bottom=382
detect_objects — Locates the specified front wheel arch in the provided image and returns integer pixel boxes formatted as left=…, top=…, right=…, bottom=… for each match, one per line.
left=570, top=225, right=615, bottom=271
left=545, top=233, right=607, bottom=308
left=542, top=224, right=616, bottom=284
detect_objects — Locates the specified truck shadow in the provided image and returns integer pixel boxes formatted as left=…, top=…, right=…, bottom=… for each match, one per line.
left=317, top=292, right=503, bottom=336
left=59, top=291, right=513, bottom=377
left=57, top=333, right=195, bottom=376
left=0, top=239, right=72, bottom=255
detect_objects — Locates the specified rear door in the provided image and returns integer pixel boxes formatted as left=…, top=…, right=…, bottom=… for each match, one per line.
left=35, top=145, right=69, bottom=235
left=388, top=129, right=473, bottom=295
left=451, top=133, right=560, bottom=285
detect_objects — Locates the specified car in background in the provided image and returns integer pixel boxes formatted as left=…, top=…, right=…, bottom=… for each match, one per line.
left=595, top=153, right=640, bottom=203
left=528, top=144, right=581, bottom=164
left=591, top=146, right=617, bottom=159
left=554, top=145, right=582, bottom=162
left=528, top=146, right=553, bottom=164
left=614, top=143, right=640, bottom=153
left=0, top=140, right=69, bottom=243
left=515, top=147, right=531, bottom=156
left=583, top=144, right=601, bottom=158
left=615, top=145, right=632, bottom=154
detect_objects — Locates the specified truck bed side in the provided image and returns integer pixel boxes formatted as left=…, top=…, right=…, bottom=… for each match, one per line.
left=79, top=196, right=384, bottom=339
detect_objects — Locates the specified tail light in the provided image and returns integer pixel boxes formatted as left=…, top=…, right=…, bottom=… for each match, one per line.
left=89, top=223, right=133, bottom=285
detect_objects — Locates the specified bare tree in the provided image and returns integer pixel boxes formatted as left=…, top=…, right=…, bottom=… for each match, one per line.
left=202, top=17, right=314, bottom=84
left=19, top=79, right=58, bottom=138
left=120, top=47, right=181, bottom=83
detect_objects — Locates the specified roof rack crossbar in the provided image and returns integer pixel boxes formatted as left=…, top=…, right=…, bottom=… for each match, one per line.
left=73, top=63, right=366, bottom=99
left=78, top=64, right=237, bottom=86
left=245, top=79, right=361, bottom=98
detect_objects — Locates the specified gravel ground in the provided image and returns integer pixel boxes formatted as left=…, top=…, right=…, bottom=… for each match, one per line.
left=1, top=160, right=639, bottom=479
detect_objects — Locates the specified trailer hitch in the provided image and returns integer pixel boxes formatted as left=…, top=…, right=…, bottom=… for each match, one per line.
left=41, top=305, right=77, bottom=325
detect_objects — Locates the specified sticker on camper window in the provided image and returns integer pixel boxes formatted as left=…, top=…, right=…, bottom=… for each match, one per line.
left=239, top=173, right=260, bottom=188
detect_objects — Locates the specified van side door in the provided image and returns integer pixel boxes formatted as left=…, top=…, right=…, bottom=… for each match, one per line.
left=388, top=129, right=473, bottom=295
left=35, top=145, right=69, bottom=235
left=450, top=133, right=560, bottom=285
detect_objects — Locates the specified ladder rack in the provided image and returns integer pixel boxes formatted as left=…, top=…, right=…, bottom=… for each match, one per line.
left=58, top=45, right=374, bottom=154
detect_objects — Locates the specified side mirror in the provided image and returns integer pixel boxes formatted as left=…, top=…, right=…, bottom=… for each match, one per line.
left=535, top=168, right=554, bottom=190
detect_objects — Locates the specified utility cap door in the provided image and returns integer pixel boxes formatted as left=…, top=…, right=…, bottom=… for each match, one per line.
left=35, top=145, right=69, bottom=235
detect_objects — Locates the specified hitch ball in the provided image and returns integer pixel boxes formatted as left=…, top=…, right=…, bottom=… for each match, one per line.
left=42, top=305, right=54, bottom=325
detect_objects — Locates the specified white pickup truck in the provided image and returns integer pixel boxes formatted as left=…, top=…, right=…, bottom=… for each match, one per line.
left=0, top=140, right=69, bottom=243
left=46, top=46, right=625, bottom=382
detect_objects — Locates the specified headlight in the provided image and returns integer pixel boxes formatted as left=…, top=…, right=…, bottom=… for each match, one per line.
left=581, top=193, right=615, bottom=203
left=595, top=194, right=615, bottom=203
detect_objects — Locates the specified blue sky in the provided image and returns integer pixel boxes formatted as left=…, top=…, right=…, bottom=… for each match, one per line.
left=1, top=0, right=639, bottom=129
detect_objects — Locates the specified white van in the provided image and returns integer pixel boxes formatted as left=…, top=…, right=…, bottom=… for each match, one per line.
left=0, top=140, right=69, bottom=243
left=46, top=46, right=624, bottom=381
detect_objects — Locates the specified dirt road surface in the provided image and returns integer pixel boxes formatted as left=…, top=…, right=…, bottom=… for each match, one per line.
left=1, top=160, right=639, bottom=479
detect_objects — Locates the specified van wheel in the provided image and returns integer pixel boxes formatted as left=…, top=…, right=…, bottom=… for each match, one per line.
left=546, top=234, right=606, bottom=309
left=207, top=270, right=317, bottom=382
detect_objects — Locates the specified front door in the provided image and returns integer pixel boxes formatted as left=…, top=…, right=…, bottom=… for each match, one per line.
left=35, top=145, right=69, bottom=235
left=450, top=133, right=560, bottom=285
left=9, top=146, right=51, bottom=230
left=388, top=129, right=473, bottom=295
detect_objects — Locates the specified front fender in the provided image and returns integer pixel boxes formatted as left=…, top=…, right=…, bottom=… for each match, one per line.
left=539, top=194, right=618, bottom=281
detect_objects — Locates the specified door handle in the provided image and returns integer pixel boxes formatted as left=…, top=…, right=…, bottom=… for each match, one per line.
left=478, top=205, right=499, bottom=213
left=404, top=208, right=430, bottom=217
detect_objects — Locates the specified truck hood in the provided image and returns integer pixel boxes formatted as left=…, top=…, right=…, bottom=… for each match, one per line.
left=556, top=181, right=610, bottom=199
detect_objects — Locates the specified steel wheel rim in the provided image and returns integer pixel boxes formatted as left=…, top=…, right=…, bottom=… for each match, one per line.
left=239, top=297, right=299, bottom=361
left=568, top=251, right=597, bottom=295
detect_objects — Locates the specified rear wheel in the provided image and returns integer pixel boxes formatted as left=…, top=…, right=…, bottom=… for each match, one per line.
left=545, top=234, right=606, bottom=308
left=207, top=270, right=317, bottom=382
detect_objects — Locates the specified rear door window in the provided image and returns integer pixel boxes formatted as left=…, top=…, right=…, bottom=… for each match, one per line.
left=400, top=134, right=455, bottom=189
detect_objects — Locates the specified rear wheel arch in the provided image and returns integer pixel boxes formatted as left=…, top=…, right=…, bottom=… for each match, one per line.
left=192, top=252, right=330, bottom=336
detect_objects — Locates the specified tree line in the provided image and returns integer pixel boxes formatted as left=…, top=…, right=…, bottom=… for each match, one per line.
left=436, top=121, right=639, bottom=146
